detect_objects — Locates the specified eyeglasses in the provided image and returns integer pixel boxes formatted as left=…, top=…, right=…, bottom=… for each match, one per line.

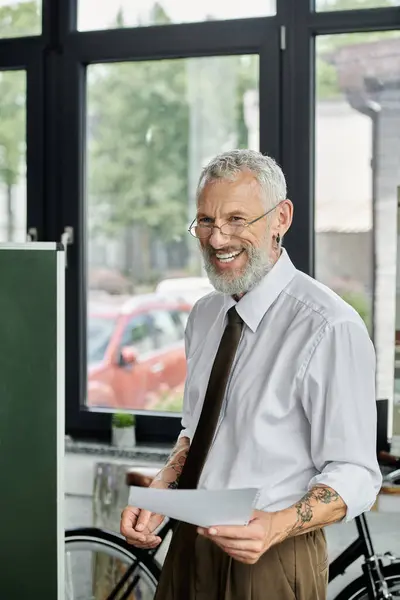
left=188, top=202, right=281, bottom=239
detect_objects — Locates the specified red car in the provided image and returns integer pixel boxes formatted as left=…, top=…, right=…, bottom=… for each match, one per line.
left=87, top=294, right=192, bottom=410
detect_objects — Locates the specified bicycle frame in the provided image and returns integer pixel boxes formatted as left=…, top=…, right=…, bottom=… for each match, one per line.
left=329, top=514, right=394, bottom=599
left=119, top=515, right=395, bottom=599
left=128, top=514, right=397, bottom=599
left=100, top=512, right=398, bottom=600
left=104, top=520, right=174, bottom=600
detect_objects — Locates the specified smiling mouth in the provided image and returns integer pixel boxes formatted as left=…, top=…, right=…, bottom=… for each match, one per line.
left=214, top=249, right=244, bottom=263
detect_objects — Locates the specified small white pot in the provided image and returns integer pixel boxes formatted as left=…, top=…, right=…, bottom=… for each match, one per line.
left=112, top=426, right=136, bottom=449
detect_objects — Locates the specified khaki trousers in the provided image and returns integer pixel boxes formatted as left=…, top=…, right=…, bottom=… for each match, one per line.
left=154, top=522, right=329, bottom=600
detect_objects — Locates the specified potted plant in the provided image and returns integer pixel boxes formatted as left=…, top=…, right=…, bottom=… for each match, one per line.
left=112, top=412, right=136, bottom=448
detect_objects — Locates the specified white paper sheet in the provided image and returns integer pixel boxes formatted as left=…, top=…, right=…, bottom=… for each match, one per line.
left=128, top=486, right=259, bottom=528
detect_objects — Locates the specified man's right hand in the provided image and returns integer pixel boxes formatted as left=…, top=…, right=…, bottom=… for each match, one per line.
left=120, top=506, right=165, bottom=549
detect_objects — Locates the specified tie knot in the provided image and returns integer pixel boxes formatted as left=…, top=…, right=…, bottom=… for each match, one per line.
left=227, top=306, right=243, bottom=326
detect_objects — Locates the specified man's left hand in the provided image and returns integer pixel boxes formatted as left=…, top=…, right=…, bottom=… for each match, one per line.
left=197, top=510, right=281, bottom=565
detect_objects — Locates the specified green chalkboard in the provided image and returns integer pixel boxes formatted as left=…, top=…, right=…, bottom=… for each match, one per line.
left=0, top=244, right=65, bottom=599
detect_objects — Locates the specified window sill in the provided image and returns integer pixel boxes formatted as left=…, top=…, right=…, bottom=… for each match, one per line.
left=65, top=435, right=172, bottom=462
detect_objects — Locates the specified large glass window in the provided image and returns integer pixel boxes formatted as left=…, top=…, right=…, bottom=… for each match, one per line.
left=0, top=69, right=27, bottom=242
left=0, top=0, right=41, bottom=38
left=86, top=55, right=259, bottom=414
left=316, top=0, right=400, bottom=11
left=314, top=31, right=400, bottom=434
left=78, top=0, right=276, bottom=31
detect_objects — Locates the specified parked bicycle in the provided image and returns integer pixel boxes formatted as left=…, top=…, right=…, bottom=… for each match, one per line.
left=65, top=454, right=400, bottom=600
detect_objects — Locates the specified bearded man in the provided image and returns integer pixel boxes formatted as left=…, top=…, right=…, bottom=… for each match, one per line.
left=120, top=149, right=382, bottom=600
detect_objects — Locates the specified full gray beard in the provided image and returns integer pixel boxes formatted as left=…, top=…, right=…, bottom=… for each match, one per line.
left=202, top=245, right=274, bottom=296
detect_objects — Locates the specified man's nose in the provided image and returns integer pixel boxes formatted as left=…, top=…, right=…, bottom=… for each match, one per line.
left=208, top=226, right=229, bottom=249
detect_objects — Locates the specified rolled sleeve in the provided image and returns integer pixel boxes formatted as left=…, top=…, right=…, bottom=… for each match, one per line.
left=301, top=319, right=382, bottom=522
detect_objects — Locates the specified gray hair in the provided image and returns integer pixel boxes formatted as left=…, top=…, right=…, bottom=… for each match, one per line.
left=196, top=149, right=287, bottom=209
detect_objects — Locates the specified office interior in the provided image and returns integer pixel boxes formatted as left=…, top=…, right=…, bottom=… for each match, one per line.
left=1, top=0, right=400, bottom=598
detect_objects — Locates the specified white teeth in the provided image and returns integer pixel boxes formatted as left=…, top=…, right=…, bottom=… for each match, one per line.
left=215, top=250, right=242, bottom=262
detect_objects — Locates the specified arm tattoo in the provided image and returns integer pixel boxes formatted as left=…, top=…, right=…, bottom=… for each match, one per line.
left=152, top=438, right=190, bottom=490
left=167, top=452, right=188, bottom=489
left=289, top=486, right=340, bottom=535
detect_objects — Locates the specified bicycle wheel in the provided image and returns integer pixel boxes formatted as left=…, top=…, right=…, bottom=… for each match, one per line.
left=335, top=563, right=400, bottom=599
left=65, top=527, right=161, bottom=600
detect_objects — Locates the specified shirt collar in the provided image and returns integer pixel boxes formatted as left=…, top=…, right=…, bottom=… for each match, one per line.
left=223, top=248, right=297, bottom=333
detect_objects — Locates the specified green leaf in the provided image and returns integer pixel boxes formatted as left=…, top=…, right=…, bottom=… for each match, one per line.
left=112, top=412, right=136, bottom=428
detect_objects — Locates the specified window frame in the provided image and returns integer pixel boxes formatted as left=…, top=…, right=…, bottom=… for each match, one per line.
left=59, top=1, right=281, bottom=444
left=60, top=0, right=400, bottom=444
left=3, top=0, right=399, bottom=444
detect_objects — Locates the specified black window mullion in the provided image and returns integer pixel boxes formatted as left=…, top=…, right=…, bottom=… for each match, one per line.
left=42, top=0, right=77, bottom=47
left=310, top=6, right=400, bottom=34
left=259, top=29, right=281, bottom=162
left=64, top=17, right=277, bottom=63
left=61, top=56, right=112, bottom=441
left=0, top=37, right=43, bottom=67
left=279, top=0, right=315, bottom=276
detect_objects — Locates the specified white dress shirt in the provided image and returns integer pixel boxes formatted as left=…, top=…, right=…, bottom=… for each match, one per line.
left=179, top=248, right=382, bottom=522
